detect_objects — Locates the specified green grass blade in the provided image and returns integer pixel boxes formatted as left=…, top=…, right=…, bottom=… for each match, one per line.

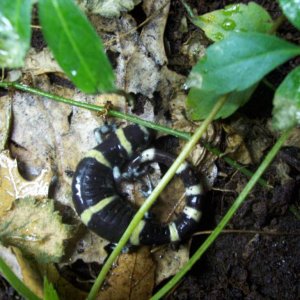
left=0, top=256, right=41, bottom=300
left=43, top=277, right=59, bottom=300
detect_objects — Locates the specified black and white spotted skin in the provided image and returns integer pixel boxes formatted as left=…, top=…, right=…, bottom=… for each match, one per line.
left=72, top=124, right=204, bottom=245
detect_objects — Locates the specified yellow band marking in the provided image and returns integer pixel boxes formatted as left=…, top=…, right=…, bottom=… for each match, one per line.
left=176, top=162, right=188, bottom=174
left=186, top=185, right=202, bottom=196
left=183, top=206, right=202, bottom=222
left=80, top=196, right=116, bottom=225
left=169, top=222, right=180, bottom=242
left=85, top=149, right=111, bottom=168
left=116, top=129, right=132, bottom=156
left=130, top=220, right=146, bottom=245
left=138, top=125, right=149, bottom=138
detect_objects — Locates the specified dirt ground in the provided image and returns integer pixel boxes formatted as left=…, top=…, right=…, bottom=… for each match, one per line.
left=163, top=0, right=300, bottom=299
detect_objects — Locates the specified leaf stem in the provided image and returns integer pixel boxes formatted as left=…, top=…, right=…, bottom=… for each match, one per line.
left=270, top=15, right=286, bottom=34
left=151, top=127, right=292, bottom=300
left=0, top=81, right=269, bottom=187
left=87, top=95, right=228, bottom=300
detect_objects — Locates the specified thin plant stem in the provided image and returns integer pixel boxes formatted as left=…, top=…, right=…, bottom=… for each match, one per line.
left=0, top=81, right=188, bottom=139
left=0, top=81, right=269, bottom=187
left=151, top=127, right=292, bottom=300
left=87, top=95, right=228, bottom=300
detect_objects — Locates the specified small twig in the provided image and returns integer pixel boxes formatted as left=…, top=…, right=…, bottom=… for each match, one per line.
left=193, top=229, right=300, bottom=236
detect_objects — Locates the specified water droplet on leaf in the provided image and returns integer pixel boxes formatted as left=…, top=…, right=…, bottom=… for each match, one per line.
left=223, top=4, right=240, bottom=16
left=221, top=19, right=236, bottom=31
left=213, top=32, right=224, bottom=41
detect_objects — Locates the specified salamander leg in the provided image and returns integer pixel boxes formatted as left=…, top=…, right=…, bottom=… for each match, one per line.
left=140, top=173, right=155, bottom=197
left=104, top=243, right=137, bottom=254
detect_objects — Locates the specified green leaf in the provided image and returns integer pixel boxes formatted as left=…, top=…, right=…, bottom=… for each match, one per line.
left=279, top=0, right=300, bottom=30
left=193, top=2, right=273, bottom=41
left=185, top=32, right=300, bottom=95
left=187, top=85, right=257, bottom=121
left=43, top=277, right=60, bottom=300
left=0, top=256, right=41, bottom=300
left=38, top=0, right=115, bottom=94
left=0, top=0, right=32, bottom=67
left=272, top=66, right=300, bottom=130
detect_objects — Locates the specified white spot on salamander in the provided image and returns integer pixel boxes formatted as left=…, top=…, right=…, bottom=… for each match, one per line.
left=140, top=148, right=156, bottom=163
left=75, top=176, right=82, bottom=200
left=113, top=166, right=121, bottom=180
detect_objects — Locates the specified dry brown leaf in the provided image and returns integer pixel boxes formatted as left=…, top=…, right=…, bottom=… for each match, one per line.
left=0, top=197, right=72, bottom=263
left=223, top=118, right=273, bottom=165
left=24, top=48, right=62, bottom=76
left=109, top=1, right=170, bottom=98
left=223, top=126, right=252, bottom=165
left=77, top=0, right=142, bottom=17
left=141, top=0, right=169, bottom=66
left=43, top=264, right=87, bottom=300
left=153, top=244, right=190, bottom=284
left=0, top=150, right=52, bottom=217
left=0, top=95, right=11, bottom=152
left=98, top=247, right=155, bottom=300
left=66, top=231, right=109, bottom=267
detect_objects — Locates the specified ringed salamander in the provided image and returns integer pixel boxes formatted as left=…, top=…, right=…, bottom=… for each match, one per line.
left=72, top=124, right=204, bottom=245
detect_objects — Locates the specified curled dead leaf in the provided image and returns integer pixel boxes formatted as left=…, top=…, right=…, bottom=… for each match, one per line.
left=0, top=150, right=53, bottom=217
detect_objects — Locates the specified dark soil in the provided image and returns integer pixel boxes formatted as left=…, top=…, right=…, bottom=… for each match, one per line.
left=164, top=0, right=300, bottom=299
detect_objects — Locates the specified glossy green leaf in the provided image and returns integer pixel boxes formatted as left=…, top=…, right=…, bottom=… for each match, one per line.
left=193, top=2, right=273, bottom=41
left=187, top=85, right=257, bottom=121
left=44, top=277, right=59, bottom=300
left=0, top=0, right=32, bottom=67
left=279, top=0, right=300, bottom=30
left=185, top=32, right=300, bottom=95
left=273, top=66, right=300, bottom=130
left=38, top=0, right=115, bottom=94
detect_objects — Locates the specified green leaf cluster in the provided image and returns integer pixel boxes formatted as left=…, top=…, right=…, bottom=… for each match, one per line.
left=193, top=2, right=273, bottom=41
left=0, top=0, right=32, bottom=68
left=187, top=1, right=300, bottom=130
left=279, top=0, right=300, bottom=30
left=0, top=0, right=115, bottom=93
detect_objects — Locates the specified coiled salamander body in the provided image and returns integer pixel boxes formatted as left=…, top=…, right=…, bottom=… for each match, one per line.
left=72, top=125, right=204, bottom=245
